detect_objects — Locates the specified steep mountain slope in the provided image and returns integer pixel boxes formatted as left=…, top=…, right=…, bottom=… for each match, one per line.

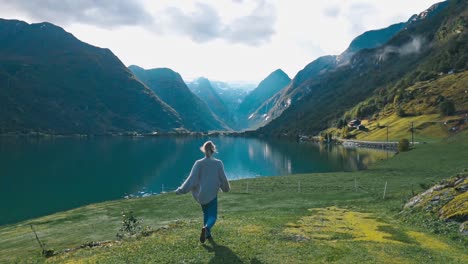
left=237, top=69, right=290, bottom=129
left=187, top=77, right=236, bottom=129
left=250, top=21, right=410, bottom=130
left=256, top=0, right=466, bottom=137
left=0, top=19, right=181, bottom=134
left=337, top=22, right=407, bottom=64
left=129, top=66, right=229, bottom=131
left=248, top=56, right=337, bottom=129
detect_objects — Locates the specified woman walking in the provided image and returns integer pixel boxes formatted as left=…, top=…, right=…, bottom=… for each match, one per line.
left=175, top=141, right=230, bottom=243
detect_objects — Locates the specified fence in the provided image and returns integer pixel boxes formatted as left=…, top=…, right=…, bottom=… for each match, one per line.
left=128, top=176, right=411, bottom=202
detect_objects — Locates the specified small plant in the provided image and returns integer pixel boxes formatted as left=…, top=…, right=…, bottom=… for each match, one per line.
left=116, top=211, right=142, bottom=240
left=419, top=182, right=431, bottom=190
left=398, top=138, right=410, bottom=152
left=116, top=211, right=153, bottom=240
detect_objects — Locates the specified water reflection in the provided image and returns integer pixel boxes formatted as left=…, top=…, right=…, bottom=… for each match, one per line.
left=0, top=136, right=391, bottom=225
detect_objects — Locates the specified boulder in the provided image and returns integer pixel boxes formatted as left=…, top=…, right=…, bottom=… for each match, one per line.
left=403, top=173, right=468, bottom=233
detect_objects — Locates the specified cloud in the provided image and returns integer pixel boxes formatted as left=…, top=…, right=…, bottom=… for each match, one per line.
left=0, top=0, right=153, bottom=28
left=223, top=0, right=276, bottom=45
left=163, top=3, right=223, bottom=43
left=163, top=0, right=276, bottom=46
left=1, top=0, right=276, bottom=46
left=324, top=6, right=341, bottom=17
left=378, top=36, right=426, bottom=61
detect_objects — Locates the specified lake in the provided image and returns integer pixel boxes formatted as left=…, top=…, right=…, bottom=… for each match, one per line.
left=0, top=136, right=391, bottom=226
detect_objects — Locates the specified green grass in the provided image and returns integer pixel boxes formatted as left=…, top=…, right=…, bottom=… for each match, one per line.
left=1, top=132, right=467, bottom=263
left=354, top=113, right=452, bottom=142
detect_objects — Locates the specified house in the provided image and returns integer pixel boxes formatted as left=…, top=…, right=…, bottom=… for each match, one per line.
left=348, top=119, right=361, bottom=127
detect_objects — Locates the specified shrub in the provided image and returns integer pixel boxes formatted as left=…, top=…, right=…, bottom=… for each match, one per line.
left=116, top=211, right=145, bottom=240
left=337, top=119, right=346, bottom=128
left=398, top=138, right=410, bottom=152
left=439, top=100, right=455, bottom=116
left=341, top=127, right=349, bottom=139
left=396, top=107, right=406, bottom=117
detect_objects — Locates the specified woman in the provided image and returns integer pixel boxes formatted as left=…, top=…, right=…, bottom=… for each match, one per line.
left=175, top=141, right=230, bottom=243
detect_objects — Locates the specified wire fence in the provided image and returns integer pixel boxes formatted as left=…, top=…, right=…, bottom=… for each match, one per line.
left=127, top=176, right=414, bottom=202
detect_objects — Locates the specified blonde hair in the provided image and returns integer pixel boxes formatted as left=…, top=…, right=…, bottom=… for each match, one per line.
left=200, top=141, right=217, bottom=157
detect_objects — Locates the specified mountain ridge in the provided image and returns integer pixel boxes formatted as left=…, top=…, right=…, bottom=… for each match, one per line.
left=187, top=77, right=236, bottom=129
left=0, top=19, right=182, bottom=134
left=256, top=0, right=466, bottom=137
left=129, top=65, right=230, bottom=132
left=237, top=69, right=290, bottom=129
left=247, top=20, right=411, bottom=131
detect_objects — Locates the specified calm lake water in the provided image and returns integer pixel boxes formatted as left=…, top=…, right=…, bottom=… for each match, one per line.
left=0, top=136, right=391, bottom=226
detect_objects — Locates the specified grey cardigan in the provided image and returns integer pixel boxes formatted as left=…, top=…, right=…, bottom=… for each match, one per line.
left=176, top=156, right=230, bottom=205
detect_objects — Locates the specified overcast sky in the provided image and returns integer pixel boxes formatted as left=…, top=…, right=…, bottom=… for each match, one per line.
left=0, top=0, right=441, bottom=83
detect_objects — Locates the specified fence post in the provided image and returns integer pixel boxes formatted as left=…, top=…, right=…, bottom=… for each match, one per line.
left=354, top=177, right=357, bottom=192
left=246, top=182, right=249, bottom=193
left=298, top=181, right=301, bottom=193
left=383, top=181, right=388, bottom=199
left=161, top=184, right=164, bottom=193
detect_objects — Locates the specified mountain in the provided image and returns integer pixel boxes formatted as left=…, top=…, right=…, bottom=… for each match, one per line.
left=129, top=66, right=229, bottom=131
left=210, top=81, right=251, bottom=113
left=337, top=22, right=407, bottom=64
left=237, top=69, right=290, bottom=128
left=256, top=0, right=466, bottom=137
left=249, top=21, right=410, bottom=131
left=0, top=19, right=181, bottom=134
left=187, top=77, right=237, bottom=129
left=407, top=1, right=450, bottom=25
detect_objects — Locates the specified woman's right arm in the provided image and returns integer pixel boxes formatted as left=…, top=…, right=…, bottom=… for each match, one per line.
left=175, top=161, right=199, bottom=194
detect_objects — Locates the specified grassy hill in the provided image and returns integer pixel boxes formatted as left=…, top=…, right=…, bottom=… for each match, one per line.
left=324, top=70, right=468, bottom=142
left=1, top=132, right=466, bottom=263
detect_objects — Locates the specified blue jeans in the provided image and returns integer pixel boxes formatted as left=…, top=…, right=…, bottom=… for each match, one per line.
left=201, top=197, right=217, bottom=237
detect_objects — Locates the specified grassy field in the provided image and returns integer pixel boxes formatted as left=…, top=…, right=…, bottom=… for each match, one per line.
left=353, top=113, right=455, bottom=142
left=1, top=132, right=467, bottom=263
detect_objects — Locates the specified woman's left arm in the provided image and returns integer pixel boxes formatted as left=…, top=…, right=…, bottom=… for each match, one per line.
left=218, top=161, right=231, bottom=192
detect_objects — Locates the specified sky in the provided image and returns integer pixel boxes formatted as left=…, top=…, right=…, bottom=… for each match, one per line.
left=0, top=0, right=442, bottom=83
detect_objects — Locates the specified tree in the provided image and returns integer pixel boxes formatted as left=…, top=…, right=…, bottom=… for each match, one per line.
left=337, top=119, right=346, bottom=128
left=439, top=100, right=455, bottom=116
left=396, top=107, right=406, bottom=117
left=398, top=138, right=410, bottom=152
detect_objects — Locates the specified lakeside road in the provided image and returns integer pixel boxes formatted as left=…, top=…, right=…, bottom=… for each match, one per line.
left=339, top=139, right=400, bottom=151
left=0, top=132, right=467, bottom=263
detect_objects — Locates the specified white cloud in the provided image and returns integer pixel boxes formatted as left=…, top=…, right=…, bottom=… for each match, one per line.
left=0, top=0, right=153, bottom=28
left=163, top=3, right=223, bottom=43
left=161, top=0, right=276, bottom=45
